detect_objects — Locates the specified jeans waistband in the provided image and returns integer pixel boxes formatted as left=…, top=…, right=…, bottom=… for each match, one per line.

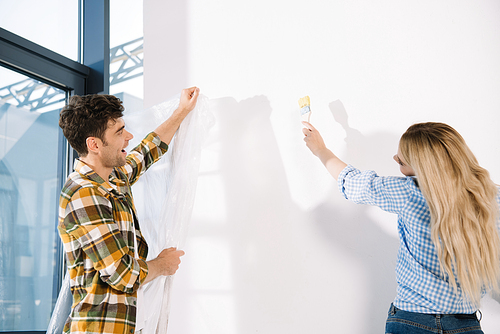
left=389, top=303, right=481, bottom=321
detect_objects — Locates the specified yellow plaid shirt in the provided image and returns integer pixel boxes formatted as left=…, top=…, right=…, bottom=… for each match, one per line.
left=58, top=132, right=168, bottom=334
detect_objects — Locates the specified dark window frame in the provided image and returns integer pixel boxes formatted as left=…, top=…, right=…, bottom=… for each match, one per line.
left=0, top=28, right=89, bottom=95
left=0, top=1, right=110, bottom=332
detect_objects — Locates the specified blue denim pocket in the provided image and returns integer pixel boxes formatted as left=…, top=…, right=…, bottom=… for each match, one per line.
left=385, top=304, right=483, bottom=334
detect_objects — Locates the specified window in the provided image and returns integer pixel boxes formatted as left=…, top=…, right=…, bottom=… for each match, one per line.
left=110, top=0, right=144, bottom=112
left=0, top=2, right=93, bottom=329
left=0, top=66, right=67, bottom=331
left=0, top=0, right=79, bottom=61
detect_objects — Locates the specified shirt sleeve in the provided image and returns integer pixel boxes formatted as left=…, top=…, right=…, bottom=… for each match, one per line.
left=123, top=131, right=169, bottom=186
left=337, top=164, right=413, bottom=214
left=62, top=185, right=148, bottom=293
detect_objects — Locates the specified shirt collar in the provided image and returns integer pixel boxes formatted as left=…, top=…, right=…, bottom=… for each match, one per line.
left=74, top=159, right=126, bottom=194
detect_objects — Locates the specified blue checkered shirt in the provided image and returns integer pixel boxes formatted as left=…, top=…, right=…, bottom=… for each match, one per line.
left=338, top=165, right=500, bottom=314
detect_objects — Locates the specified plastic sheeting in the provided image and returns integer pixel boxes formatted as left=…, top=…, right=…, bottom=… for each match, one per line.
left=127, top=94, right=214, bottom=333
left=47, top=94, right=214, bottom=333
left=46, top=273, right=71, bottom=334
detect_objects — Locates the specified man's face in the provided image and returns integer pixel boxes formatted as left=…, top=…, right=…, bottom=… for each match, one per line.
left=99, top=118, right=134, bottom=168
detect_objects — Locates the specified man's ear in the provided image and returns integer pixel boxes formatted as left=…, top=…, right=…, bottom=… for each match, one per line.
left=86, top=137, right=100, bottom=153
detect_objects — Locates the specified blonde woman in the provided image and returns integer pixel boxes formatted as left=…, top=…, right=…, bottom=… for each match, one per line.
left=303, top=121, right=500, bottom=334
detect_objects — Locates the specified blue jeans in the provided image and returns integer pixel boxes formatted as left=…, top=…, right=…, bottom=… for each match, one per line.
left=385, top=304, right=483, bottom=334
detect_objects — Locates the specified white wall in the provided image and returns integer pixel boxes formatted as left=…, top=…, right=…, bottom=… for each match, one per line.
left=144, top=1, right=500, bottom=333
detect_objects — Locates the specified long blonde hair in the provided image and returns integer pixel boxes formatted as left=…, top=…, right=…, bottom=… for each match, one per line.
left=399, top=122, right=500, bottom=306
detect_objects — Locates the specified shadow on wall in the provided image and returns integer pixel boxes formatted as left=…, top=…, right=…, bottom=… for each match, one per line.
left=209, top=95, right=310, bottom=332
left=329, top=99, right=399, bottom=173
left=493, top=291, right=500, bottom=304
left=310, top=100, right=401, bottom=333
left=185, top=96, right=499, bottom=333
left=206, top=96, right=403, bottom=333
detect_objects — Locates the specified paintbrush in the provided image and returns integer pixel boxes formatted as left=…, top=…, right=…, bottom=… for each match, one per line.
left=298, top=95, right=311, bottom=122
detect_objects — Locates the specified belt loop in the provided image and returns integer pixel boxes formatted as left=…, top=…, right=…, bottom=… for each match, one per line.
left=435, top=314, right=443, bottom=333
left=476, top=309, right=482, bottom=322
left=389, top=303, right=397, bottom=316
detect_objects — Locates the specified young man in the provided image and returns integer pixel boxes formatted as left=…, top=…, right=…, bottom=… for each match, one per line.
left=57, top=87, right=199, bottom=333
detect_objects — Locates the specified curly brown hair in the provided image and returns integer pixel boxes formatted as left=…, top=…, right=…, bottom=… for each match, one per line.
left=59, top=94, right=125, bottom=157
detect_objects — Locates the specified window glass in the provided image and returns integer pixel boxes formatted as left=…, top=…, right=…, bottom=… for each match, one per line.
left=0, top=0, right=79, bottom=61
left=110, top=0, right=144, bottom=112
left=0, top=65, right=67, bottom=330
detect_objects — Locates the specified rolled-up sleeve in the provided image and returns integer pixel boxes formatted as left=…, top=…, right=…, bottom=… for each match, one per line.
left=124, top=132, right=169, bottom=186
left=338, top=164, right=413, bottom=214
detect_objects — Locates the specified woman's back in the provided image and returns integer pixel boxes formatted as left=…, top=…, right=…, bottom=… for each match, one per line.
left=399, top=122, right=500, bottom=307
left=338, top=164, right=500, bottom=313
